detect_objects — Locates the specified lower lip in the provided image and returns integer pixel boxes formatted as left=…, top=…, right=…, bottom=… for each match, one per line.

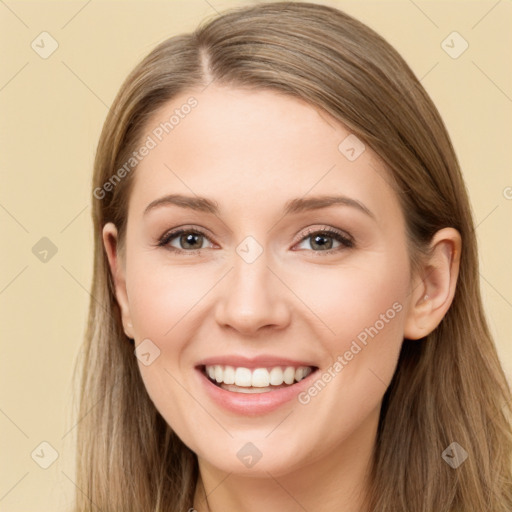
left=195, top=367, right=318, bottom=415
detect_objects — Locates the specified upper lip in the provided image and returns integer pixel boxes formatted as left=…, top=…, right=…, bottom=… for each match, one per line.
left=196, top=355, right=318, bottom=369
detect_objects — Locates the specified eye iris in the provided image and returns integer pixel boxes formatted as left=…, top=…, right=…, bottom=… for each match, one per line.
left=311, top=233, right=333, bottom=250
left=181, top=232, right=203, bottom=250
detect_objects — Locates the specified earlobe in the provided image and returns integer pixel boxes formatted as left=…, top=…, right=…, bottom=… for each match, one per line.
left=403, top=228, right=461, bottom=340
left=102, top=222, right=134, bottom=339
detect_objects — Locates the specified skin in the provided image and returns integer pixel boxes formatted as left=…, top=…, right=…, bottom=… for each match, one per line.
left=103, top=85, right=461, bottom=512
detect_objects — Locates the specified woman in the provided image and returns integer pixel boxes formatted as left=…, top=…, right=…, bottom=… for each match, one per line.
left=75, top=2, right=512, bottom=511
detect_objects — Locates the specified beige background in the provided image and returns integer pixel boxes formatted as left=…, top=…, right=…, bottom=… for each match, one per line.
left=0, top=0, right=510, bottom=510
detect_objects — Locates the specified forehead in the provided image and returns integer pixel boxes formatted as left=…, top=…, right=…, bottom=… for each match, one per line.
left=128, top=86, right=399, bottom=223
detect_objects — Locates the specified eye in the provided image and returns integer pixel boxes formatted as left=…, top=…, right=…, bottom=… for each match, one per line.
left=294, top=226, right=354, bottom=254
left=158, top=228, right=214, bottom=254
left=157, top=225, right=354, bottom=256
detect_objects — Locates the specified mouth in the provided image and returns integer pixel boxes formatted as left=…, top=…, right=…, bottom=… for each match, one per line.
left=199, top=364, right=319, bottom=394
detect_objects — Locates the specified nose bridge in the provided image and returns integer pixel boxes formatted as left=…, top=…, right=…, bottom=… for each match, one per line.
left=214, top=236, right=290, bottom=333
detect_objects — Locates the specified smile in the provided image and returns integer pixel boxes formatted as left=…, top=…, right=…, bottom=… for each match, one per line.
left=195, top=355, right=320, bottom=414
left=203, top=364, right=315, bottom=393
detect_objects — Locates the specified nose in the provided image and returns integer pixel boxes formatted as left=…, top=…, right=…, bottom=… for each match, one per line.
left=214, top=249, right=291, bottom=336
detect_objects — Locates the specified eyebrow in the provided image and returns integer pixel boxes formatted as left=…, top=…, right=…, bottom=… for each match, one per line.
left=144, top=193, right=375, bottom=220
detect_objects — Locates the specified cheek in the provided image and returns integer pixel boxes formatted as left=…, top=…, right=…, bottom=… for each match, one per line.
left=125, top=257, right=205, bottom=440
left=125, top=258, right=208, bottom=341
left=288, top=258, right=408, bottom=453
left=293, top=256, right=409, bottom=349
left=292, top=251, right=410, bottom=411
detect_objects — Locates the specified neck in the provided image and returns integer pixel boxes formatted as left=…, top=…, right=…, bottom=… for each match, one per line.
left=193, top=405, right=379, bottom=512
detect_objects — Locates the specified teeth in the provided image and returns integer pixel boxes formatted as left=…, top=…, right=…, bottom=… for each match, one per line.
left=204, top=364, right=313, bottom=387
left=235, top=367, right=252, bottom=387
left=251, top=368, right=269, bottom=387
left=283, top=367, right=295, bottom=384
left=223, top=365, right=235, bottom=385
left=269, top=367, right=284, bottom=385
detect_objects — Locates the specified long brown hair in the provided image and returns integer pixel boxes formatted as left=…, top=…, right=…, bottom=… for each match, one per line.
left=74, top=2, right=512, bottom=510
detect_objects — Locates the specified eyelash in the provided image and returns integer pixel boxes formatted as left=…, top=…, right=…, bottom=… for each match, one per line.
left=157, top=225, right=354, bottom=256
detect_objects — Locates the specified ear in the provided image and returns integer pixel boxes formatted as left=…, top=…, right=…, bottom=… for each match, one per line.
left=102, top=222, right=134, bottom=339
left=403, top=227, right=461, bottom=340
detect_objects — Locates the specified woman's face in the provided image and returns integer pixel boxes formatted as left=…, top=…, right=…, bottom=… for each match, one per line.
left=105, top=85, right=418, bottom=476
